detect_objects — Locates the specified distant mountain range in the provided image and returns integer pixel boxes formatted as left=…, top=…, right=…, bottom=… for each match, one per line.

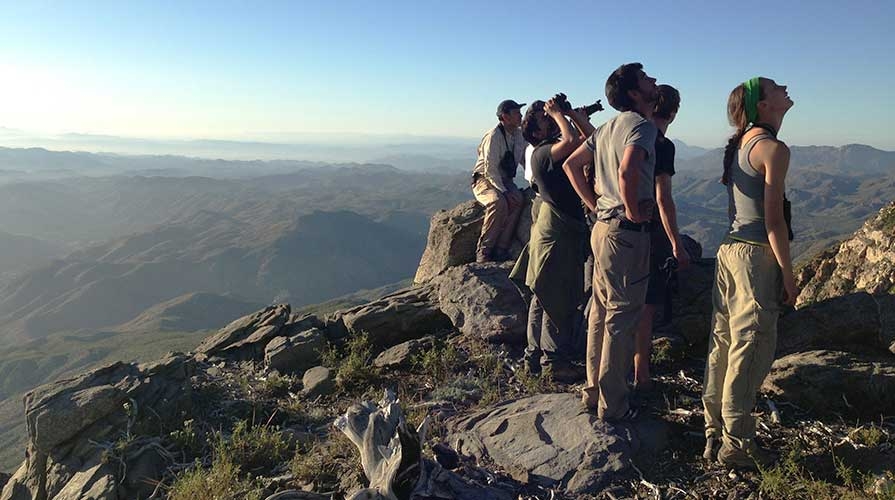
left=666, top=143, right=895, bottom=256
left=0, top=141, right=891, bottom=472
left=0, top=129, right=478, bottom=164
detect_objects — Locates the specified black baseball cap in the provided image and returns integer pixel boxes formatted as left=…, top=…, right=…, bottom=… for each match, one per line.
left=496, top=99, right=526, bottom=116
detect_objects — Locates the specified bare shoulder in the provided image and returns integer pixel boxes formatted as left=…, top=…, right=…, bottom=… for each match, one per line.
left=752, top=137, right=790, bottom=173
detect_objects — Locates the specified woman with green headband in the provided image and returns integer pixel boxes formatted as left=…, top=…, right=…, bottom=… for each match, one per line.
left=701, top=76, right=796, bottom=470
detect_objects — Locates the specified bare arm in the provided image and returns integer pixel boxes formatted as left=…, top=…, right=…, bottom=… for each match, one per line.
left=619, top=145, right=649, bottom=222
left=568, top=108, right=596, bottom=140
left=758, top=141, right=797, bottom=305
left=562, top=141, right=597, bottom=212
left=655, top=174, right=689, bottom=269
left=545, top=99, right=582, bottom=161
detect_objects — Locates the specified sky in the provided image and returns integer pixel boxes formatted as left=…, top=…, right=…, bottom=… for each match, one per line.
left=0, top=0, right=893, bottom=150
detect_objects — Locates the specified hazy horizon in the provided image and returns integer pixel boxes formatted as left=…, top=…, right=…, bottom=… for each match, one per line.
left=1, top=127, right=893, bottom=165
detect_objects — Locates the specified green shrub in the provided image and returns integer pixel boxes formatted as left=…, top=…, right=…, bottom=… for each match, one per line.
left=516, top=364, right=556, bottom=395
left=413, top=341, right=460, bottom=382
left=290, top=433, right=363, bottom=493
left=850, top=425, right=886, bottom=448
left=168, top=456, right=262, bottom=500
left=335, top=334, right=378, bottom=391
left=169, top=419, right=203, bottom=456
left=217, top=420, right=290, bottom=472
left=258, top=372, right=294, bottom=398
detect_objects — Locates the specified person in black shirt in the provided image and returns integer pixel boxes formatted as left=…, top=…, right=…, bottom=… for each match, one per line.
left=517, top=97, right=594, bottom=382
left=633, top=84, right=691, bottom=391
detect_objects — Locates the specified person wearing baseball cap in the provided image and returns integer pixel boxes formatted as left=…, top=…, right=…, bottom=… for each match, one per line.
left=471, top=99, right=528, bottom=262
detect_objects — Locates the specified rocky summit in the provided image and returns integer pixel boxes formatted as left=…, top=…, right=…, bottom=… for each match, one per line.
left=1, top=200, right=894, bottom=499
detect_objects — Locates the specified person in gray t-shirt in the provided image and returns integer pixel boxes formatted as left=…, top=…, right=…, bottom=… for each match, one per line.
left=563, top=63, right=659, bottom=421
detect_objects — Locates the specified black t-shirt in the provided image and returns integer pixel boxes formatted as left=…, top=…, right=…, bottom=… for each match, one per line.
left=655, top=132, right=675, bottom=178
left=530, top=141, right=584, bottom=221
left=652, top=133, right=676, bottom=248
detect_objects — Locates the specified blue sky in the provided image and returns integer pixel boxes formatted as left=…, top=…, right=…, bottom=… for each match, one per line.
left=0, top=0, right=892, bottom=149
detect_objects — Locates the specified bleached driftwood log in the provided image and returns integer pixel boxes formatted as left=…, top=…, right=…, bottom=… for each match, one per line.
left=334, top=390, right=422, bottom=500
left=334, top=390, right=512, bottom=500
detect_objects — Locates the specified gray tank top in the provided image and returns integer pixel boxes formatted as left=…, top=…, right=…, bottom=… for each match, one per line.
left=727, top=133, right=773, bottom=245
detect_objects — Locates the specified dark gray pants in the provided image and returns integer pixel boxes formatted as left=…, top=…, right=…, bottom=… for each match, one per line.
left=525, top=295, right=570, bottom=367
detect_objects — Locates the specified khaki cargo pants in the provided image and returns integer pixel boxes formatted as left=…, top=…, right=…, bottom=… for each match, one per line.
left=472, top=176, right=523, bottom=261
left=582, top=220, right=651, bottom=419
left=702, top=239, right=782, bottom=449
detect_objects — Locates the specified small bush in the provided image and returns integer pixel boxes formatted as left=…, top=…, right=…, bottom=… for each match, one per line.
left=319, top=341, right=341, bottom=369
left=516, top=364, right=556, bottom=395
left=430, top=377, right=481, bottom=404
left=258, top=372, right=294, bottom=398
left=335, top=334, right=378, bottom=391
left=169, top=419, right=203, bottom=457
left=218, top=420, right=290, bottom=472
left=290, top=433, right=363, bottom=493
left=466, top=340, right=505, bottom=405
left=413, top=341, right=460, bottom=382
left=168, top=456, right=262, bottom=500
left=282, top=397, right=332, bottom=429
left=758, top=444, right=895, bottom=500
left=850, top=425, right=886, bottom=448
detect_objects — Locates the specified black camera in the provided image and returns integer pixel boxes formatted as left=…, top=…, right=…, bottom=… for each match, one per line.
left=553, top=93, right=604, bottom=116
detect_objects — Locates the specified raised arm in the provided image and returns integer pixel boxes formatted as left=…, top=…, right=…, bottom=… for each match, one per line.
left=758, top=141, right=797, bottom=305
left=568, top=108, right=596, bottom=140
left=545, top=99, right=583, bottom=161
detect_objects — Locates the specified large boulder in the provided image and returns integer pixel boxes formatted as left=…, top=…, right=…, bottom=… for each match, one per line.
left=264, top=327, right=327, bottom=374
left=1, top=354, right=193, bottom=500
left=778, top=292, right=895, bottom=356
left=335, top=286, right=453, bottom=349
left=414, top=201, right=484, bottom=284
left=448, top=393, right=656, bottom=494
left=195, top=304, right=291, bottom=360
left=413, top=194, right=534, bottom=285
left=762, top=350, right=895, bottom=418
left=431, top=262, right=527, bottom=344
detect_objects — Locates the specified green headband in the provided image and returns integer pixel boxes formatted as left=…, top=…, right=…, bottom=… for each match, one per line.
left=743, top=77, right=761, bottom=124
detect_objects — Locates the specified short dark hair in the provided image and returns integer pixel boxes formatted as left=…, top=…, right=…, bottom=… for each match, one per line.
left=654, top=84, right=680, bottom=120
left=521, top=101, right=545, bottom=144
left=605, top=62, right=643, bottom=112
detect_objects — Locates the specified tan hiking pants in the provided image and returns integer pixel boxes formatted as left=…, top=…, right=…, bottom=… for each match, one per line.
left=582, top=220, right=651, bottom=419
left=472, top=177, right=523, bottom=260
left=702, top=239, right=781, bottom=449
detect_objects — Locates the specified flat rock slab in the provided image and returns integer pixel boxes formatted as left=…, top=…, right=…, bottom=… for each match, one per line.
left=762, top=349, right=895, bottom=417
left=448, top=393, right=653, bottom=494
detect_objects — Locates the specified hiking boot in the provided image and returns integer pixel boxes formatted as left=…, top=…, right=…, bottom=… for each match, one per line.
left=717, top=441, right=776, bottom=470
left=703, top=436, right=719, bottom=461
